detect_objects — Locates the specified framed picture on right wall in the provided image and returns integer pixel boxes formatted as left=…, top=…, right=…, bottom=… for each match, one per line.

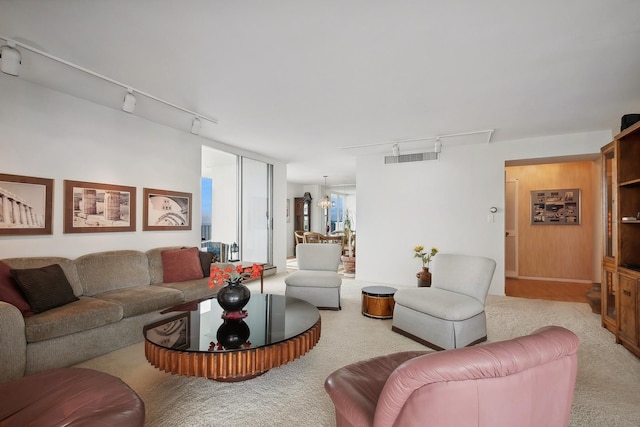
left=531, top=188, right=580, bottom=225
left=142, top=188, right=192, bottom=231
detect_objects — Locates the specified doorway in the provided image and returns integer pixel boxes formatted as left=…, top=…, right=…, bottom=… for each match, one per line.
left=202, top=146, right=273, bottom=265
left=504, top=155, right=601, bottom=303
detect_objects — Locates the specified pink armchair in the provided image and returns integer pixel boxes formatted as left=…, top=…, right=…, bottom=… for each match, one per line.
left=324, top=326, right=579, bottom=427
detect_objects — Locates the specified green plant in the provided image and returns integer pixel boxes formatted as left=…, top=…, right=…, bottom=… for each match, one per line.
left=414, top=245, right=438, bottom=268
left=343, top=209, right=352, bottom=232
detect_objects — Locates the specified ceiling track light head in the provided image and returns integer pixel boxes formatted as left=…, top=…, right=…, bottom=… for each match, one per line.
left=0, top=41, right=21, bottom=76
left=190, top=117, right=201, bottom=135
left=434, top=138, right=442, bottom=153
left=0, top=35, right=219, bottom=131
left=122, top=88, right=136, bottom=113
left=392, top=143, right=400, bottom=157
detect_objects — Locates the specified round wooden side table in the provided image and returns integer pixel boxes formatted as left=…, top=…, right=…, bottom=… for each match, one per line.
left=361, top=285, right=397, bottom=319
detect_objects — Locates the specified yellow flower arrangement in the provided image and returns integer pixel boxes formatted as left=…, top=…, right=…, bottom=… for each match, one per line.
left=414, top=245, right=438, bottom=268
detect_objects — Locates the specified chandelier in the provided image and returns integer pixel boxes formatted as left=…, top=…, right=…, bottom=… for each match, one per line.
left=317, top=176, right=332, bottom=209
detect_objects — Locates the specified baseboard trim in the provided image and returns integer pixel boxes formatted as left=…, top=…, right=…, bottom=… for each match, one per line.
left=515, top=276, right=592, bottom=284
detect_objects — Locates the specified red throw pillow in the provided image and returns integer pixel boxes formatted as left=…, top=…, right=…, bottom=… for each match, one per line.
left=161, top=247, right=205, bottom=283
left=0, top=261, right=34, bottom=317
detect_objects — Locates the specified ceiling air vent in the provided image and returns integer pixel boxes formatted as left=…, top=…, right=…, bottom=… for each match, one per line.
left=384, top=152, right=438, bottom=164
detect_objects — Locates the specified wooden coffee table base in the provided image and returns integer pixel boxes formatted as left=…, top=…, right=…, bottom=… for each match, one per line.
left=145, top=318, right=321, bottom=382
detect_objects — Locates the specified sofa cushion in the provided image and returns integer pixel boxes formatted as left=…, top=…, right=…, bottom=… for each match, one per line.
left=284, top=270, right=342, bottom=288
left=75, top=250, right=150, bottom=296
left=24, top=296, right=122, bottom=343
left=0, top=261, right=33, bottom=317
left=94, top=285, right=184, bottom=318
left=157, top=278, right=216, bottom=302
left=161, top=247, right=204, bottom=283
left=198, top=251, right=214, bottom=278
left=393, top=288, right=485, bottom=321
left=146, top=246, right=182, bottom=284
left=11, top=264, right=79, bottom=314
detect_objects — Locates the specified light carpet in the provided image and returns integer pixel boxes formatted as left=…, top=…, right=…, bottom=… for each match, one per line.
left=75, top=273, right=640, bottom=426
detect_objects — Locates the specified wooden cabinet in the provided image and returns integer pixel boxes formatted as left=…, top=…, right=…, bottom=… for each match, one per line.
left=602, top=259, right=617, bottom=333
left=294, top=193, right=312, bottom=254
left=618, top=272, right=638, bottom=349
left=294, top=193, right=312, bottom=233
left=602, top=120, right=640, bottom=357
left=601, top=142, right=617, bottom=333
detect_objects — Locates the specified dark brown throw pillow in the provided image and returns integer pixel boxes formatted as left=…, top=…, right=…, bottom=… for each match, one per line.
left=10, top=264, right=78, bottom=314
left=161, top=247, right=205, bottom=283
left=0, top=261, right=34, bottom=317
left=198, top=251, right=214, bottom=278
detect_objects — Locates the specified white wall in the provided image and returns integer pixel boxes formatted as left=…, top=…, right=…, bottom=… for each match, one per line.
left=0, top=76, right=287, bottom=272
left=355, top=131, right=612, bottom=295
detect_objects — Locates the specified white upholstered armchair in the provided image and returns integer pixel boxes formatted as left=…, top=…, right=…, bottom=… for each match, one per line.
left=392, top=253, right=496, bottom=350
left=284, top=243, right=342, bottom=310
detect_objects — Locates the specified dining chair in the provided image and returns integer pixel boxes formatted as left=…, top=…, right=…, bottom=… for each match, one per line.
left=303, top=231, right=324, bottom=243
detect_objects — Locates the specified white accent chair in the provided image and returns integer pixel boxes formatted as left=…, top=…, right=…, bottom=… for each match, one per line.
left=285, top=243, right=342, bottom=310
left=392, top=253, right=496, bottom=350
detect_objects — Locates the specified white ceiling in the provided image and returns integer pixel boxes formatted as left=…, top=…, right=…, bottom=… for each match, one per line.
left=2, top=1, right=639, bottom=186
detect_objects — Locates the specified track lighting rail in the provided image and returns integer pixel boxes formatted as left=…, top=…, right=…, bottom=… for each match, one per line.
left=0, top=34, right=218, bottom=125
left=341, top=129, right=494, bottom=151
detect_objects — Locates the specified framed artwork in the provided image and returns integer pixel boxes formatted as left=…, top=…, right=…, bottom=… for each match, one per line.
left=0, top=173, right=53, bottom=236
left=143, top=312, right=190, bottom=350
left=531, top=188, right=580, bottom=225
left=64, top=180, right=136, bottom=233
left=143, top=188, right=192, bottom=231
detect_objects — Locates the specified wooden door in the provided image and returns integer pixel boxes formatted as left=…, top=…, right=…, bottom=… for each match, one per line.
left=505, top=179, right=518, bottom=278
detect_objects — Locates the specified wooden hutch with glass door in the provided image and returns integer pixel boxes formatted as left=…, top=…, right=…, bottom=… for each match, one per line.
left=294, top=193, right=312, bottom=254
left=601, top=120, right=640, bottom=358
left=601, top=140, right=616, bottom=334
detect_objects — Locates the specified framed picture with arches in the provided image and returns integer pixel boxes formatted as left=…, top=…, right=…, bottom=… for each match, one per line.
left=143, top=187, right=192, bottom=231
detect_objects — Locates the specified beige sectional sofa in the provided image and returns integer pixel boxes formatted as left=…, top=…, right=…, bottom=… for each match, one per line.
left=0, top=247, right=216, bottom=384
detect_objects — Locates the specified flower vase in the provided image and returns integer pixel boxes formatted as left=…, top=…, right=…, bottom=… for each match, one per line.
left=416, top=267, right=432, bottom=287
left=216, top=281, right=251, bottom=313
left=216, top=319, right=250, bottom=349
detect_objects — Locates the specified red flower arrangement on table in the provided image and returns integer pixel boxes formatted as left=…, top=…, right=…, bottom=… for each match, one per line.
left=209, top=264, right=264, bottom=288
left=209, top=264, right=264, bottom=319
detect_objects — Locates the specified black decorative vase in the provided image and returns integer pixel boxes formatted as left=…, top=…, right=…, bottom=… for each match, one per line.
left=216, top=282, right=251, bottom=313
left=216, top=319, right=250, bottom=349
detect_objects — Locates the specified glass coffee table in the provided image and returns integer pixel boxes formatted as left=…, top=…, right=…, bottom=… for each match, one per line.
left=144, top=294, right=321, bottom=381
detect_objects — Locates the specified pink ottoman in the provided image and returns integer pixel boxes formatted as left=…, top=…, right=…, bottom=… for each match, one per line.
left=0, top=368, right=144, bottom=426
